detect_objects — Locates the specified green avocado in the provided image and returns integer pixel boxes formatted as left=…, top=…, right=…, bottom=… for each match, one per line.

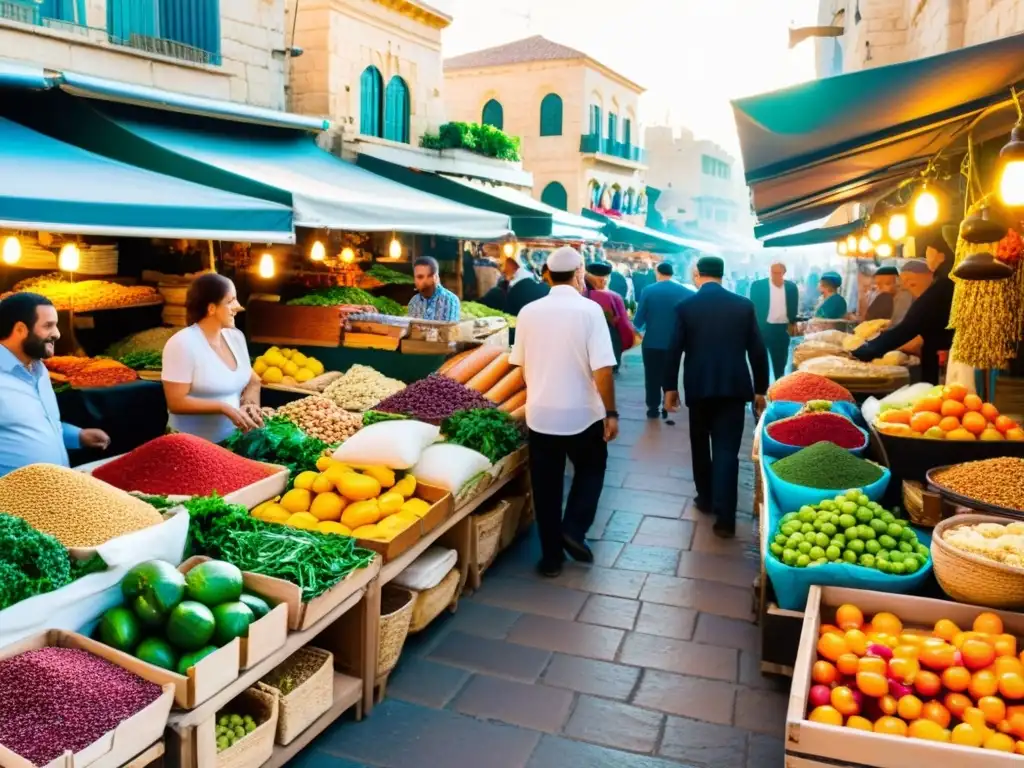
left=238, top=593, right=271, bottom=620
left=185, top=561, right=244, bottom=607
left=135, top=637, right=178, bottom=671
left=166, top=601, right=216, bottom=650
left=121, top=560, right=186, bottom=617
left=98, top=606, right=140, bottom=653
left=176, top=645, right=218, bottom=676
left=212, top=602, right=254, bottom=645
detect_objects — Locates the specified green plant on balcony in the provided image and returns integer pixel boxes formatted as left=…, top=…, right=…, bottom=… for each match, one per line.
left=419, top=122, right=521, bottom=162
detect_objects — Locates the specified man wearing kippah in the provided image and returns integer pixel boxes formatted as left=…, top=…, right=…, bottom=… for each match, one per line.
left=663, top=256, right=770, bottom=538
left=583, top=261, right=636, bottom=371
left=863, top=265, right=913, bottom=323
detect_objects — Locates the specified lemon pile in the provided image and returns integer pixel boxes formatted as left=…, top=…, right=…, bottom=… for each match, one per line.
left=251, top=456, right=430, bottom=543
left=253, top=347, right=325, bottom=387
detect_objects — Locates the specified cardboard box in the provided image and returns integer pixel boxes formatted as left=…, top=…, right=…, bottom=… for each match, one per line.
left=407, top=319, right=460, bottom=343
left=788, top=586, right=1024, bottom=768
left=355, top=483, right=453, bottom=562
left=0, top=631, right=174, bottom=768
left=400, top=339, right=457, bottom=355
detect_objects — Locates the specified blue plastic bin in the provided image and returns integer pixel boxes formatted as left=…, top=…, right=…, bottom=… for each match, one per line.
left=763, top=456, right=891, bottom=512
left=761, top=401, right=869, bottom=459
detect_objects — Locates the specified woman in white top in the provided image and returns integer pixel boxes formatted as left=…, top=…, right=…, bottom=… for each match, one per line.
left=161, top=274, right=263, bottom=443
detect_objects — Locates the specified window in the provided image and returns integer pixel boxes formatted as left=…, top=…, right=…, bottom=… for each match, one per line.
left=39, top=0, right=85, bottom=24
left=611, top=185, right=622, bottom=211
left=623, top=118, right=632, bottom=147
left=700, top=154, right=732, bottom=180
left=607, top=113, right=618, bottom=143
left=623, top=188, right=634, bottom=214
left=383, top=75, right=410, bottom=143
left=108, top=0, right=222, bottom=65
left=540, top=181, right=568, bottom=211
left=589, top=180, right=602, bottom=208
left=359, top=66, right=384, bottom=138
left=539, top=93, right=563, bottom=137
left=481, top=99, right=504, bottom=130
left=588, top=104, right=602, bottom=137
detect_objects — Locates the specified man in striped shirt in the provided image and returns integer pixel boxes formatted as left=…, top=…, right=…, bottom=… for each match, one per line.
left=408, top=256, right=461, bottom=322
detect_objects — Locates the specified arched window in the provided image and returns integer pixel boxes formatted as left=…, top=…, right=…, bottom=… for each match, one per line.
left=481, top=99, right=504, bottom=129
left=589, top=180, right=601, bottom=209
left=607, top=113, right=618, bottom=145
left=611, top=184, right=623, bottom=212
left=623, top=188, right=635, bottom=214
left=383, top=75, right=410, bottom=143
left=539, top=93, right=562, bottom=136
left=588, top=104, right=602, bottom=136
left=359, top=66, right=384, bottom=138
left=540, top=181, right=568, bottom=211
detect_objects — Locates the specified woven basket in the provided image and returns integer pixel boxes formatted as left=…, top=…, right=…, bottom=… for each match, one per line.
left=158, top=284, right=189, bottom=305
left=455, top=472, right=493, bottom=509
left=378, top=586, right=415, bottom=677
left=216, top=685, right=278, bottom=768
left=931, top=514, right=1024, bottom=609
left=162, top=305, right=188, bottom=327
left=903, top=480, right=942, bottom=527
left=473, top=501, right=508, bottom=572
left=259, top=647, right=333, bottom=746
left=409, top=566, right=460, bottom=634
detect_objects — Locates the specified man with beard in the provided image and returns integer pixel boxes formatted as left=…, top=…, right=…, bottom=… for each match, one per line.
left=0, top=293, right=109, bottom=476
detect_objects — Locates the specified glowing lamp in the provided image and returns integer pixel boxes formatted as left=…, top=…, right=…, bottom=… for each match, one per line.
left=845, top=234, right=858, bottom=252
left=310, top=240, right=326, bottom=262
left=341, top=247, right=355, bottom=263
left=2, top=236, right=21, bottom=265
left=858, top=235, right=872, bottom=254
left=998, top=123, right=1024, bottom=207
left=888, top=213, right=908, bottom=240
left=258, top=253, right=275, bottom=278
left=502, top=242, right=516, bottom=258
left=58, top=243, right=80, bottom=272
left=868, top=222, right=883, bottom=242
left=876, top=242, right=893, bottom=258
left=836, top=240, right=848, bottom=256
left=913, top=185, right=939, bottom=227
left=388, top=237, right=402, bottom=259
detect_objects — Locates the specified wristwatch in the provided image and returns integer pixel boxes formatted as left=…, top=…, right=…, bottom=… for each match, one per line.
left=606, top=410, right=619, bottom=419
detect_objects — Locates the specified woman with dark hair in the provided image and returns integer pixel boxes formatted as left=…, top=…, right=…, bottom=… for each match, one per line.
left=161, top=273, right=262, bottom=442
left=852, top=226, right=956, bottom=383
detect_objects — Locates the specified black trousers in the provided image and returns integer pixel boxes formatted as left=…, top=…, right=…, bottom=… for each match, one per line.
left=688, top=398, right=747, bottom=527
left=761, top=324, right=791, bottom=382
left=528, top=420, right=608, bottom=566
left=642, top=346, right=668, bottom=414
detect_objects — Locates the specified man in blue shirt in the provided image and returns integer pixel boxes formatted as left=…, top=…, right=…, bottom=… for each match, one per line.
left=407, top=256, right=461, bottom=322
left=633, top=263, right=694, bottom=419
left=0, top=293, right=109, bottom=476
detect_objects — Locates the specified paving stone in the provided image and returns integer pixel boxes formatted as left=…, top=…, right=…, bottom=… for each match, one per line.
left=428, top=631, right=551, bottom=682
left=614, top=544, right=682, bottom=575
left=286, top=750, right=372, bottom=768
left=603, top=470, right=626, bottom=487
left=598, top=511, right=644, bottom=542
left=734, top=688, right=788, bottom=736
left=634, top=517, right=696, bottom=549
left=634, top=602, right=698, bottom=640
left=667, top=465, right=695, bottom=481
left=633, top=670, right=737, bottom=725
left=441, top=600, right=523, bottom=640
left=473, top=576, right=588, bottom=620
left=690, top=579, right=756, bottom=622
left=577, top=594, right=640, bottom=630
left=747, top=733, right=785, bottom=768
left=562, top=695, right=664, bottom=753
left=658, top=716, right=749, bottom=767
left=385, top=656, right=470, bottom=708
left=589, top=540, right=624, bottom=568
left=508, top=613, right=625, bottom=661
left=638, top=574, right=699, bottom=608
left=676, top=550, right=758, bottom=588
left=693, top=613, right=759, bottom=652
left=452, top=674, right=574, bottom=733
left=586, top=507, right=614, bottom=540
left=316, top=698, right=540, bottom=768
left=527, top=734, right=687, bottom=768
left=691, top=516, right=756, bottom=556
left=541, top=653, right=640, bottom=700
left=622, top=473, right=695, bottom=497
left=599, top=488, right=686, bottom=518
left=739, top=651, right=791, bottom=693
left=552, top=564, right=647, bottom=599
left=619, top=632, right=738, bottom=682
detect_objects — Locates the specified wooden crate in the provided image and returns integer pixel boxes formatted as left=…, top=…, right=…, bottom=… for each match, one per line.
left=246, top=300, right=341, bottom=348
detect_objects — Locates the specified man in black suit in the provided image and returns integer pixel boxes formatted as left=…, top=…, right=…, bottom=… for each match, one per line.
left=663, top=256, right=770, bottom=538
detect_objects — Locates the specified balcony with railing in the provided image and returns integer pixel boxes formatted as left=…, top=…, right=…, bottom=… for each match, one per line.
left=579, top=133, right=647, bottom=166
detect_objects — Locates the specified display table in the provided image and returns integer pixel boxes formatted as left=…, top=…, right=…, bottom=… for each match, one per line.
left=61, top=380, right=169, bottom=465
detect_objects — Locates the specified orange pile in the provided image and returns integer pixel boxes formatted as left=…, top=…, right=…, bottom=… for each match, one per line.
left=807, top=604, right=1024, bottom=754
left=876, top=384, right=1023, bottom=441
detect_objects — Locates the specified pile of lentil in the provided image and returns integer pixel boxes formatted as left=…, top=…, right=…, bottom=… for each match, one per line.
left=0, top=464, right=162, bottom=547
left=766, top=412, right=866, bottom=450
left=931, top=457, right=1024, bottom=512
left=374, top=374, right=496, bottom=424
left=771, top=441, right=884, bottom=489
left=768, top=371, right=855, bottom=403
left=0, top=647, right=163, bottom=765
left=93, top=433, right=276, bottom=497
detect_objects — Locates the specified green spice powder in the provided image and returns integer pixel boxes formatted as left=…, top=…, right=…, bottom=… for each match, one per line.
left=771, top=441, right=883, bottom=489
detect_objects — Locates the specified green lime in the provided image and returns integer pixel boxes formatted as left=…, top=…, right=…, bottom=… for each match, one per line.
left=889, top=561, right=906, bottom=575
left=821, top=523, right=837, bottom=537
left=798, top=541, right=812, bottom=554
left=796, top=554, right=811, bottom=567
left=865, top=540, right=881, bottom=555
left=899, top=542, right=913, bottom=554
left=887, top=523, right=903, bottom=538
left=901, top=527, right=917, bottom=542
left=841, top=501, right=858, bottom=515
left=859, top=553, right=876, bottom=568
left=801, top=523, right=815, bottom=534
left=838, top=514, right=857, bottom=529
left=783, top=549, right=798, bottom=565
left=809, top=546, right=826, bottom=560
left=844, top=528, right=859, bottom=541
left=856, top=508, right=874, bottom=524
left=880, top=511, right=895, bottom=524
left=815, top=533, right=830, bottom=548
left=889, top=551, right=905, bottom=564
left=870, top=518, right=888, bottom=534
left=842, top=550, right=858, bottom=564
left=830, top=514, right=841, bottom=526
left=903, top=556, right=920, bottom=573
left=825, top=546, right=841, bottom=561
left=848, top=539, right=865, bottom=554
left=770, top=543, right=784, bottom=557
left=878, top=535, right=897, bottom=550
left=858, top=525, right=876, bottom=540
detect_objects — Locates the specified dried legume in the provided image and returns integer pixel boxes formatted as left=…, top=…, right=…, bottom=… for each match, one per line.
left=374, top=374, right=496, bottom=424
left=767, top=413, right=865, bottom=450
left=768, top=371, right=854, bottom=403
left=0, top=464, right=162, bottom=547
left=0, top=647, right=163, bottom=765
left=931, top=457, right=1024, bottom=512
left=771, top=442, right=884, bottom=489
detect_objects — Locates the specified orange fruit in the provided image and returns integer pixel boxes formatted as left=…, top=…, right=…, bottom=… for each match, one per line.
left=934, top=618, right=960, bottom=641
left=836, top=654, right=860, bottom=677
left=914, top=670, right=942, bottom=698
left=858, top=656, right=887, bottom=675
left=1017, top=740, right=1024, bottom=755
left=856, top=671, right=889, bottom=698
left=980, top=428, right=1005, bottom=441
left=1009, top=713, right=1024, bottom=738
left=995, top=415, right=1018, bottom=434
left=1000, top=672, right=1024, bottom=700
left=879, top=694, right=898, bottom=716
left=812, top=660, right=838, bottom=685
left=964, top=393, right=984, bottom=411
left=893, top=644, right=920, bottom=660
left=981, top=402, right=1000, bottom=422
left=913, top=396, right=943, bottom=414
left=879, top=409, right=912, bottom=425
left=962, top=411, right=988, bottom=435
left=984, top=732, right=1015, bottom=752
left=846, top=715, right=874, bottom=731
left=951, top=723, right=984, bottom=747
left=910, top=411, right=941, bottom=432
left=1007, top=428, right=1024, bottom=441
left=831, top=686, right=861, bottom=717
left=942, top=666, right=971, bottom=692
left=994, top=634, right=1019, bottom=658
left=836, top=604, right=864, bottom=631
left=995, top=656, right=1024, bottom=677
left=919, top=643, right=957, bottom=671
left=971, top=670, right=1000, bottom=699
left=974, top=612, right=1004, bottom=635
left=845, top=629, right=868, bottom=656
left=945, top=427, right=977, bottom=441
left=871, top=612, right=903, bottom=637
left=908, top=718, right=950, bottom=742
left=963, top=637, right=998, bottom=670
left=979, top=695, right=1007, bottom=724
left=817, top=633, right=849, bottom=662
left=945, top=692, right=972, bottom=718
left=889, top=656, right=920, bottom=683
left=874, top=716, right=908, bottom=736
left=943, top=384, right=968, bottom=402
left=808, top=705, right=844, bottom=726
left=819, top=623, right=843, bottom=637
left=897, top=695, right=923, bottom=721
left=921, top=700, right=951, bottom=728
left=940, top=399, right=966, bottom=419
left=937, top=416, right=961, bottom=432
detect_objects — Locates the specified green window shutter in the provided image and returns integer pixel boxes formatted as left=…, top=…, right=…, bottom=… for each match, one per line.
left=539, top=93, right=562, bottom=137
left=158, top=0, right=222, bottom=64
left=482, top=99, right=504, bottom=129
left=384, top=76, right=410, bottom=143
left=607, top=113, right=617, bottom=143
left=589, top=105, right=602, bottom=136
left=540, top=182, right=568, bottom=211
left=360, top=67, right=383, bottom=137
left=623, top=119, right=632, bottom=147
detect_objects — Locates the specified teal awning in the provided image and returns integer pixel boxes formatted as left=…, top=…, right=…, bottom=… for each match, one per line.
left=732, top=32, right=1024, bottom=230
left=356, top=156, right=605, bottom=242
left=581, top=209, right=721, bottom=255
left=763, top=219, right=864, bottom=248
left=0, top=116, right=293, bottom=241
left=0, top=59, right=53, bottom=90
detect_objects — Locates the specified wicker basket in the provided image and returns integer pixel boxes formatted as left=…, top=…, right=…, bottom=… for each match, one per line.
left=216, top=685, right=278, bottom=768
left=903, top=480, right=943, bottom=527
left=408, top=566, right=460, bottom=634
left=931, top=514, right=1024, bottom=609
left=473, top=501, right=508, bottom=572
left=259, top=647, right=333, bottom=746
left=158, top=284, right=189, bottom=305
left=377, top=586, right=415, bottom=677
left=455, top=472, right=493, bottom=509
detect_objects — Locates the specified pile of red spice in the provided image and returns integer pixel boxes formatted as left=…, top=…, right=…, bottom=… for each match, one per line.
left=767, top=412, right=865, bottom=450
left=93, top=433, right=275, bottom=496
left=768, top=371, right=854, bottom=403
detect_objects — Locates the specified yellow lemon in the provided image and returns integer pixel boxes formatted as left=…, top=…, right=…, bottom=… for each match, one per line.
left=266, top=346, right=280, bottom=356
left=394, top=474, right=417, bottom=498
left=401, top=498, right=431, bottom=518
left=315, top=455, right=335, bottom=472
left=286, top=512, right=319, bottom=530
left=306, top=358, right=324, bottom=376
left=352, top=524, right=383, bottom=539
left=280, top=348, right=294, bottom=360
left=260, top=504, right=291, bottom=524
left=280, top=488, right=312, bottom=513
left=291, top=352, right=308, bottom=367
left=311, top=473, right=334, bottom=494
left=378, top=491, right=404, bottom=516
left=317, top=521, right=352, bottom=535
left=310, top=492, right=345, bottom=522
left=263, top=366, right=284, bottom=384
left=252, top=357, right=268, bottom=376
left=295, top=368, right=314, bottom=383
left=325, top=463, right=356, bottom=487
left=264, top=351, right=286, bottom=368
left=283, top=361, right=299, bottom=377
left=293, top=471, right=318, bottom=491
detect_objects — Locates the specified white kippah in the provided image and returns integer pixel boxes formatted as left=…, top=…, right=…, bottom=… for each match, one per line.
left=546, top=246, right=583, bottom=273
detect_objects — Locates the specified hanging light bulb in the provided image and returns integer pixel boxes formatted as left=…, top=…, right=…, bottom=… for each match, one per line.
left=868, top=222, right=883, bottom=242
left=876, top=242, right=893, bottom=258
left=998, top=123, right=1024, bottom=207
left=845, top=234, right=858, bottom=252
left=388, top=237, right=402, bottom=259
left=502, top=241, right=516, bottom=258
left=913, top=184, right=939, bottom=226
left=309, top=240, right=326, bottom=262
left=258, top=252, right=275, bottom=278
left=58, top=243, right=80, bottom=272
left=836, top=240, right=848, bottom=256
left=888, top=212, right=908, bottom=240
left=2, top=235, right=21, bottom=265
left=341, top=247, right=355, bottom=264
left=858, top=235, right=872, bottom=254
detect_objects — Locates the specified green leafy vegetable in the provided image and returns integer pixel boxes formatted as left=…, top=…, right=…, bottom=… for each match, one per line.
left=362, top=410, right=410, bottom=427
left=222, top=417, right=329, bottom=480
left=441, top=408, right=524, bottom=463
left=366, top=264, right=414, bottom=285
left=118, top=350, right=163, bottom=370
left=287, top=286, right=407, bottom=316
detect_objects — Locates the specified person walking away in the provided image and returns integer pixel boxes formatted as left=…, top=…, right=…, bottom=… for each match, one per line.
left=407, top=256, right=461, bottom=321
left=814, top=272, right=848, bottom=319
left=608, top=265, right=629, bottom=301
left=0, top=293, right=110, bottom=476
left=583, top=262, right=635, bottom=371
left=749, top=262, right=798, bottom=381
left=633, top=263, right=694, bottom=418
left=511, top=247, right=619, bottom=577
left=663, top=257, right=770, bottom=538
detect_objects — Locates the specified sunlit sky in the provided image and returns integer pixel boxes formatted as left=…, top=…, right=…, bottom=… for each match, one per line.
left=439, top=0, right=820, bottom=160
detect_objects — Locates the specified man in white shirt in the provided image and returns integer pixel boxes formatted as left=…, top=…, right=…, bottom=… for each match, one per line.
left=749, top=262, right=798, bottom=381
left=510, top=246, right=619, bottom=577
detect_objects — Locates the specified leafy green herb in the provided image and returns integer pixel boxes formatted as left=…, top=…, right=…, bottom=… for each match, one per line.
left=222, top=417, right=329, bottom=480
left=118, top=350, right=163, bottom=370
left=362, top=410, right=410, bottom=427
left=366, top=264, right=414, bottom=285
left=134, top=493, right=178, bottom=510
left=287, top=286, right=407, bottom=316
left=441, top=408, right=524, bottom=463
